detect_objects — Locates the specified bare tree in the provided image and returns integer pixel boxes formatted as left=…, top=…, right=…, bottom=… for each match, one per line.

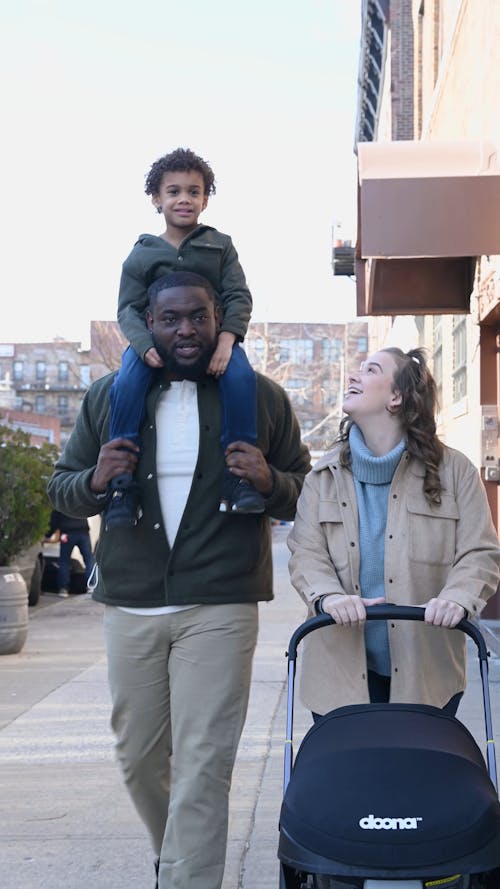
left=89, top=321, right=127, bottom=380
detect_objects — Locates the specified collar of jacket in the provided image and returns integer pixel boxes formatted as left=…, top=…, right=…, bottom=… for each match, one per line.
left=311, top=444, right=421, bottom=476
left=136, top=224, right=217, bottom=248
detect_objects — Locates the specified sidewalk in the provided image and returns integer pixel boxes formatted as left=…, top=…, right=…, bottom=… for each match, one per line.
left=0, top=525, right=499, bottom=889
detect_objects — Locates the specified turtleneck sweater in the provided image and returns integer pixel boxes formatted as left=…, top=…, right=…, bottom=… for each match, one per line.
left=349, top=424, right=405, bottom=676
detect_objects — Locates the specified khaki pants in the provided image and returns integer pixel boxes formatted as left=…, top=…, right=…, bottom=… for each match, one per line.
left=104, top=602, right=259, bottom=889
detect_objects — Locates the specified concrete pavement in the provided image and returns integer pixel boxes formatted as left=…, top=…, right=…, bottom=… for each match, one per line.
left=0, top=525, right=499, bottom=889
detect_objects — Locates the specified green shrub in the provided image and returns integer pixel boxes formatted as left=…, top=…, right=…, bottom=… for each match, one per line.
left=0, top=424, right=58, bottom=565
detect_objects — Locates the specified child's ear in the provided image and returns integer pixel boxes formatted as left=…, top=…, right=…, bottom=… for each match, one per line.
left=201, top=194, right=209, bottom=212
left=152, top=194, right=162, bottom=213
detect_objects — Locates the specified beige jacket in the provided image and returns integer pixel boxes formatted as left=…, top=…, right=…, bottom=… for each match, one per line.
left=288, top=445, right=500, bottom=714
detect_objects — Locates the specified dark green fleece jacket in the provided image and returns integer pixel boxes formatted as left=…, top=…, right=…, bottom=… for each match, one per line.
left=47, top=372, right=311, bottom=608
left=118, top=225, right=252, bottom=359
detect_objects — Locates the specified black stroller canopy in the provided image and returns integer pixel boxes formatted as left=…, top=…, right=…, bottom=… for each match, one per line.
left=280, top=703, right=500, bottom=878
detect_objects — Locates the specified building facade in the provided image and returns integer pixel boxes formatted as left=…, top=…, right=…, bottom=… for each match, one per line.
left=246, top=320, right=368, bottom=453
left=355, top=0, right=500, bottom=614
left=0, top=340, right=90, bottom=446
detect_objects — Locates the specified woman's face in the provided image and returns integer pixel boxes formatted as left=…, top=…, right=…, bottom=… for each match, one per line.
left=343, top=350, right=401, bottom=421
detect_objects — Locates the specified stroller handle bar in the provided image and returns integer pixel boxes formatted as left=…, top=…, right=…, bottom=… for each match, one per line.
left=286, top=604, right=488, bottom=662
left=284, top=604, right=497, bottom=791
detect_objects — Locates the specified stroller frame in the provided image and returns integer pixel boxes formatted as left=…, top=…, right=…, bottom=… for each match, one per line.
left=278, top=604, right=499, bottom=889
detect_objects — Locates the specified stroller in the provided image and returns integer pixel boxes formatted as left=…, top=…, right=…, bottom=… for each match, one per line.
left=278, top=605, right=500, bottom=889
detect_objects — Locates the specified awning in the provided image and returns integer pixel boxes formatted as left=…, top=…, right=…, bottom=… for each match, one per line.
left=356, top=140, right=500, bottom=316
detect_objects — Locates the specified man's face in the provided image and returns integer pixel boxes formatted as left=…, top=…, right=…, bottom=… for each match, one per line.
left=146, top=285, right=219, bottom=380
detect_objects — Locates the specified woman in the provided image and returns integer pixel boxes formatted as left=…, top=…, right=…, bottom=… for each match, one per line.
left=288, top=347, right=500, bottom=716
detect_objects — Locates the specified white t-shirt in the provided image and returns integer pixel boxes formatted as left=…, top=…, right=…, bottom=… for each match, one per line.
left=120, top=380, right=200, bottom=616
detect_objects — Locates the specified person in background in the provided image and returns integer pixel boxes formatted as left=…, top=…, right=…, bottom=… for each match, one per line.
left=46, top=509, right=95, bottom=598
left=288, top=346, right=500, bottom=718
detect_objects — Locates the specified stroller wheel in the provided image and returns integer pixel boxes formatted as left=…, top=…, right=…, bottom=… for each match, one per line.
left=279, top=864, right=313, bottom=889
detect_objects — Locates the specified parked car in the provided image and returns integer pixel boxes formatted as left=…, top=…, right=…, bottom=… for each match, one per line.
left=9, top=541, right=88, bottom=606
left=8, top=542, right=45, bottom=607
left=8, top=516, right=100, bottom=607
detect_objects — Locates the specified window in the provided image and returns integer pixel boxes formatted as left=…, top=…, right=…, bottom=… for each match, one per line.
left=452, top=315, right=467, bottom=403
left=35, top=395, right=46, bottom=413
left=432, top=316, right=443, bottom=406
left=285, top=378, right=306, bottom=390
left=357, top=336, right=368, bottom=353
left=58, top=361, right=69, bottom=382
left=246, top=338, right=265, bottom=366
left=322, top=339, right=342, bottom=364
left=36, top=361, right=46, bottom=381
left=80, top=365, right=90, bottom=387
left=280, top=339, right=313, bottom=364
left=321, top=379, right=338, bottom=407
left=13, top=360, right=23, bottom=381
left=58, top=395, right=69, bottom=412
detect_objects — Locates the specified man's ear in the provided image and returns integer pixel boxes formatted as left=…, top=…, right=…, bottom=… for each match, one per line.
left=146, top=309, right=153, bottom=331
left=214, top=304, right=222, bottom=328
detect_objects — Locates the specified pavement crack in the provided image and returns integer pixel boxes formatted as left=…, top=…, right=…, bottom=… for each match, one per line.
left=237, top=681, right=286, bottom=888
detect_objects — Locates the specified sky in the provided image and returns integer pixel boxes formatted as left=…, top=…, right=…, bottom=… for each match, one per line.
left=1, top=0, right=362, bottom=347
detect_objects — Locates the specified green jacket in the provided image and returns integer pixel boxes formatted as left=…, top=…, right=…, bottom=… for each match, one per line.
left=118, top=225, right=253, bottom=359
left=47, top=372, right=311, bottom=608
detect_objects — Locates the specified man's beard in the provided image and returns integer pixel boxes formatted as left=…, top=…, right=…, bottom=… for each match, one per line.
left=153, top=338, right=214, bottom=381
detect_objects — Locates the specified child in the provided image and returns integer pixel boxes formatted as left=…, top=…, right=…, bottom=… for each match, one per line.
left=106, top=147, right=263, bottom=529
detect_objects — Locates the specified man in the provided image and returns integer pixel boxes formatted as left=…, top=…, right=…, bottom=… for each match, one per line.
left=48, top=270, right=311, bottom=889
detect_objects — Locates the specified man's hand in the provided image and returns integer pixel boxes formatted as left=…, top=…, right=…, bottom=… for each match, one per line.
left=90, top=438, right=140, bottom=493
left=225, top=441, right=274, bottom=496
left=424, top=598, right=466, bottom=628
left=207, top=332, right=236, bottom=378
left=320, top=594, right=386, bottom=626
left=144, top=347, right=164, bottom=368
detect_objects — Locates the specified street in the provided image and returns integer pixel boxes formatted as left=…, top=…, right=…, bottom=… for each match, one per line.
left=0, top=526, right=499, bottom=889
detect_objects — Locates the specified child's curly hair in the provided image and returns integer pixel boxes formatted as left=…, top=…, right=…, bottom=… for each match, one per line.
left=145, top=148, right=216, bottom=197
left=338, top=347, right=444, bottom=505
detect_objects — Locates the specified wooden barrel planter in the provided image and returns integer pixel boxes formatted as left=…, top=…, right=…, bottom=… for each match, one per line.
left=0, top=567, right=28, bottom=654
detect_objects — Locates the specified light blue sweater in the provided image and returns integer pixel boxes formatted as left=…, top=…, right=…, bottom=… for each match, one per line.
left=349, top=424, right=405, bottom=676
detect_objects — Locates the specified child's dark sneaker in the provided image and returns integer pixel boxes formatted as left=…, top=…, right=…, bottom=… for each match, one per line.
left=219, top=468, right=265, bottom=514
left=231, top=478, right=265, bottom=513
left=104, top=474, right=142, bottom=529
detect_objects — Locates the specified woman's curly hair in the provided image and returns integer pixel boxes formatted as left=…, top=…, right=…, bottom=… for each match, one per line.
left=338, top=347, right=444, bottom=505
left=145, top=148, right=216, bottom=197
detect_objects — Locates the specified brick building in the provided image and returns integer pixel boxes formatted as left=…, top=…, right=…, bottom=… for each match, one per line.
left=246, top=320, right=368, bottom=452
left=0, top=340, right=90, bottom=446
left=0, top=407, right=60, bottom=447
